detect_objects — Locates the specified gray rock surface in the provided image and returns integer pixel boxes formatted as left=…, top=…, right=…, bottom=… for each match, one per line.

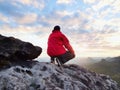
left=0, top=62, right=119, bottom=90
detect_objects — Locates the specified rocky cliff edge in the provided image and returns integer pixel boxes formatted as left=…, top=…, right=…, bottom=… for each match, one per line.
left=0, top=34, right=119, bottom=90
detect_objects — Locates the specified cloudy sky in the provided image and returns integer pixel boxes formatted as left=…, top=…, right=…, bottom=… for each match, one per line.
left=0, top=0, right=120, bottom=59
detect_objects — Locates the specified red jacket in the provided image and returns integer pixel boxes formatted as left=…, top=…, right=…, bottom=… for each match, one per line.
left=47, top=30, right=74, bottom=57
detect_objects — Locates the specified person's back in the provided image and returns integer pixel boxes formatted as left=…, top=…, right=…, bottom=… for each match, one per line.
left=47, top=30, right=68, bottom=56
left=47, top=25, right=75, bottom=64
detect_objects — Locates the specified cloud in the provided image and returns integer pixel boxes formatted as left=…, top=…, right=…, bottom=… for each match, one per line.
left=104, top=33, right=120, bottom=46
left=0, top=13, right=9, bottom=23
left=0, top=1, right=23, bottom=16
left=56, top=10, right=74, bottom=17
left=0, top=0, right=45, bottom=18
left=89, top=0, right=120, bottom=16
left=0, top=0, right=47, bottom=27
left=14, top=13, right=38, bottom=25
left=112, top=0, right=120, bottom=14
left=83, top=0, right=98, bottom=4
left=0, top=24, right=50, bottom=47
left=81, top=0, right=120, bottom=35
left=14, top=0, right=45, bottom=10
left=16, top=0, right=31, bottom=5
left=0, top=0, right=120, bottom=57
left=69, top=31, right=120, bottom=57
left=56, top=0, right=74, bottom=4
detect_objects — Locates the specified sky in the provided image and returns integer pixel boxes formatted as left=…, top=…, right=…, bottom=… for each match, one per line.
left=0, top=0, right=120, bottom=59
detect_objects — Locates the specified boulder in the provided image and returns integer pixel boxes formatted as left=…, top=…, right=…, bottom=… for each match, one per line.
left=0, top=34, right=42, bottom=62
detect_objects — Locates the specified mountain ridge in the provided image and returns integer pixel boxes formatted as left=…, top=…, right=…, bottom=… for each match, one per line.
left=85, top=56, right=120, bottom=87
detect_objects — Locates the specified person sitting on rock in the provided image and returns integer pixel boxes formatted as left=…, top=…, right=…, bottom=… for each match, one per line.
left=47, top=25, right=75, bottom=65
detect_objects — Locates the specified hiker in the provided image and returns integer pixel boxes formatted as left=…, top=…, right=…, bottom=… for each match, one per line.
left=47, top=25, right=75, bottom=65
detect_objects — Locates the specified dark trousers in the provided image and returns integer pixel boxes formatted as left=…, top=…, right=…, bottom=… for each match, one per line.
left=51, top=51, right=75, bottom=64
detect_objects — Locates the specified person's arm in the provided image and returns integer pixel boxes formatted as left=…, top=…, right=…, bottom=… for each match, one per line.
left=61, top=33, right=75, bottom=55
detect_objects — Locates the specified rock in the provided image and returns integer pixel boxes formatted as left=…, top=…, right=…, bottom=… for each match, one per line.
left=0, top=62, right=119, bottom=90
left=0, top=34, right=42, bottom=69
left=0, top=34, right=42, bottom=62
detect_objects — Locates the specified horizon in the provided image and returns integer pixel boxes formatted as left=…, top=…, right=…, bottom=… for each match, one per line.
left=37, top=55, right=120, bottom=63
left=0, top=0, right=120, bottom=58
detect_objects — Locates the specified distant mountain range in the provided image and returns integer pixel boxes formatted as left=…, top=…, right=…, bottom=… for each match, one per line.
left=84, top=56, right=120, bottom=86
left=66, top=57, right=102, bottom=66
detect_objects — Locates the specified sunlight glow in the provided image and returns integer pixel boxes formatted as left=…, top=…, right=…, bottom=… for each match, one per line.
left=106, top=35, right=120, bottom=46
